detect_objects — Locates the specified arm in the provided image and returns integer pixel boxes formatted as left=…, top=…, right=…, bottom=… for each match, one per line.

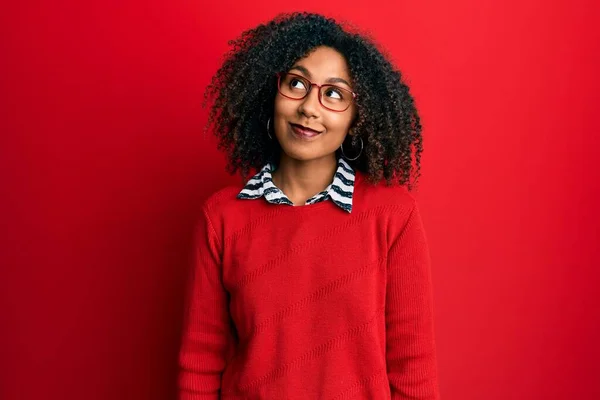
left=178, top=207, right=234, bottom=400
left=386, top=204, right=440, bottom=399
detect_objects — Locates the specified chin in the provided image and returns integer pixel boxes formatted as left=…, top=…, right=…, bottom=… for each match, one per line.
left=280, top=149, right=319, bottom=162
left=278, top=146, right=336, bottom=163
left=276, top=134, right=339, bottom=162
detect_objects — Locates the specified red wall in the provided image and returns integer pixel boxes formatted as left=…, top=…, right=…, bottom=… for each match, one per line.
left=2, top=1, right=599, bottom=399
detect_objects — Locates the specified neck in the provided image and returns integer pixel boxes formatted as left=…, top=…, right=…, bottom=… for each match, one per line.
left=271, top=153, right=338, bottom=206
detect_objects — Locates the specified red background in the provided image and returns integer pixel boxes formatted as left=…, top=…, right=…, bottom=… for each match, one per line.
left=2, top=1, right=599, bottom=399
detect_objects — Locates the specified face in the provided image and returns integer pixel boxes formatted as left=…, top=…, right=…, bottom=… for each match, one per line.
left=273, top=46, right=357, bottom=163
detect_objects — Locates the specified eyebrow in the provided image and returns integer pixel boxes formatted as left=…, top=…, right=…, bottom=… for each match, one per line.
left=289, top=65, right=352, bottom=88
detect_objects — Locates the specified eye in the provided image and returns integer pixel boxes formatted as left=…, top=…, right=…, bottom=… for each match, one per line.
left=324, top=87, right=344, bottom=100
left=290, top=78, right=307, bottom=91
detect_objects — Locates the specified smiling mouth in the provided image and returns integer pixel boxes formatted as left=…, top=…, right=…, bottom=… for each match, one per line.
left=290, top=123, right=323, bottom=138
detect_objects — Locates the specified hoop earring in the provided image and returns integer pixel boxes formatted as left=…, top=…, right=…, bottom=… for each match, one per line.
left=266, top=118, right=272, bottom=140
left=340, top=136, right=363, bottom=161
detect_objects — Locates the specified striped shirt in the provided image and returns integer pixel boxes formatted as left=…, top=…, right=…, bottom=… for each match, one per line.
left=237, top=158, right=356, bottom=213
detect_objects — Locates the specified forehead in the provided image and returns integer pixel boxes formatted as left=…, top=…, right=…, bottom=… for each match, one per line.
left=292, top=46, right=351, bottom=81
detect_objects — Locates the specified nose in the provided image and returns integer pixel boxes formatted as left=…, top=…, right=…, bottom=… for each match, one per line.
left=299, top=85, right=321, bottom=118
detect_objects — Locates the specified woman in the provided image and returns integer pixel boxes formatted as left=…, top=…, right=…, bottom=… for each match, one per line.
left=178, top=12, right=439, bottom=400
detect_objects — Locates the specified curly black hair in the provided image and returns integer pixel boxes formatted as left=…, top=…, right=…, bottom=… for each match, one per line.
left=204, top=12, right=423, bottom=188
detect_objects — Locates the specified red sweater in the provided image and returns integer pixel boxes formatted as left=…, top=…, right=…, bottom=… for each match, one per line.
left=178, top=172, right=439, bottom=399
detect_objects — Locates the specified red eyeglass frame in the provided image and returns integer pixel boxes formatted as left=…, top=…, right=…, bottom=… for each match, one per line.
left=276, top=72, right=358, bottom=112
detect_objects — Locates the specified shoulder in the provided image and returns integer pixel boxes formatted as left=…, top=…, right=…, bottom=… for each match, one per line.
left=354, top=171, right=417, bottom=214
left=201, top=185, right=243, bottom=217
left=192, top=184, right=246, bottom=244
left=354, top=172, right=427, bottom=245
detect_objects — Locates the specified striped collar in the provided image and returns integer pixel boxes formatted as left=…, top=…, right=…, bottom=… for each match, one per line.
left=237, top=158, right=355, bottom=213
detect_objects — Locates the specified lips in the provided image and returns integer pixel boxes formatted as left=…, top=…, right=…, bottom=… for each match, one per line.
left=290, top=123, right=323, bottom=139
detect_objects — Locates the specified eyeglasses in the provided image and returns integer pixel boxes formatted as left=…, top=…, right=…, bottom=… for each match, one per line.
left=276, top=72, right=357, bottom=112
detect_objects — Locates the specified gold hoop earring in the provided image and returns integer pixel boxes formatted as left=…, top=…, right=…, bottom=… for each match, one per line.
left=340, top=136, right=363, bottom=161
left=266, top=118, right=272, bottom=140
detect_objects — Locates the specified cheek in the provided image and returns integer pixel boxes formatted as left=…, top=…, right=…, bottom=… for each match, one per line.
left=328, top=114, right=354, bottom=133
left=273, top=94, right=354, bottom=135
left=274, top=95, right=296, bottom=119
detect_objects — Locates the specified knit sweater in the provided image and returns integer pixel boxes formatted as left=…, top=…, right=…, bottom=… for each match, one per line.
left=178, top=172, right=440, bottom=399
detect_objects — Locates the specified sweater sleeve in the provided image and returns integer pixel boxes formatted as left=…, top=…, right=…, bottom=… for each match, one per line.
left=386, top=204, right=440, bottom=399
left=178, top=207, right=234, bottom=400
